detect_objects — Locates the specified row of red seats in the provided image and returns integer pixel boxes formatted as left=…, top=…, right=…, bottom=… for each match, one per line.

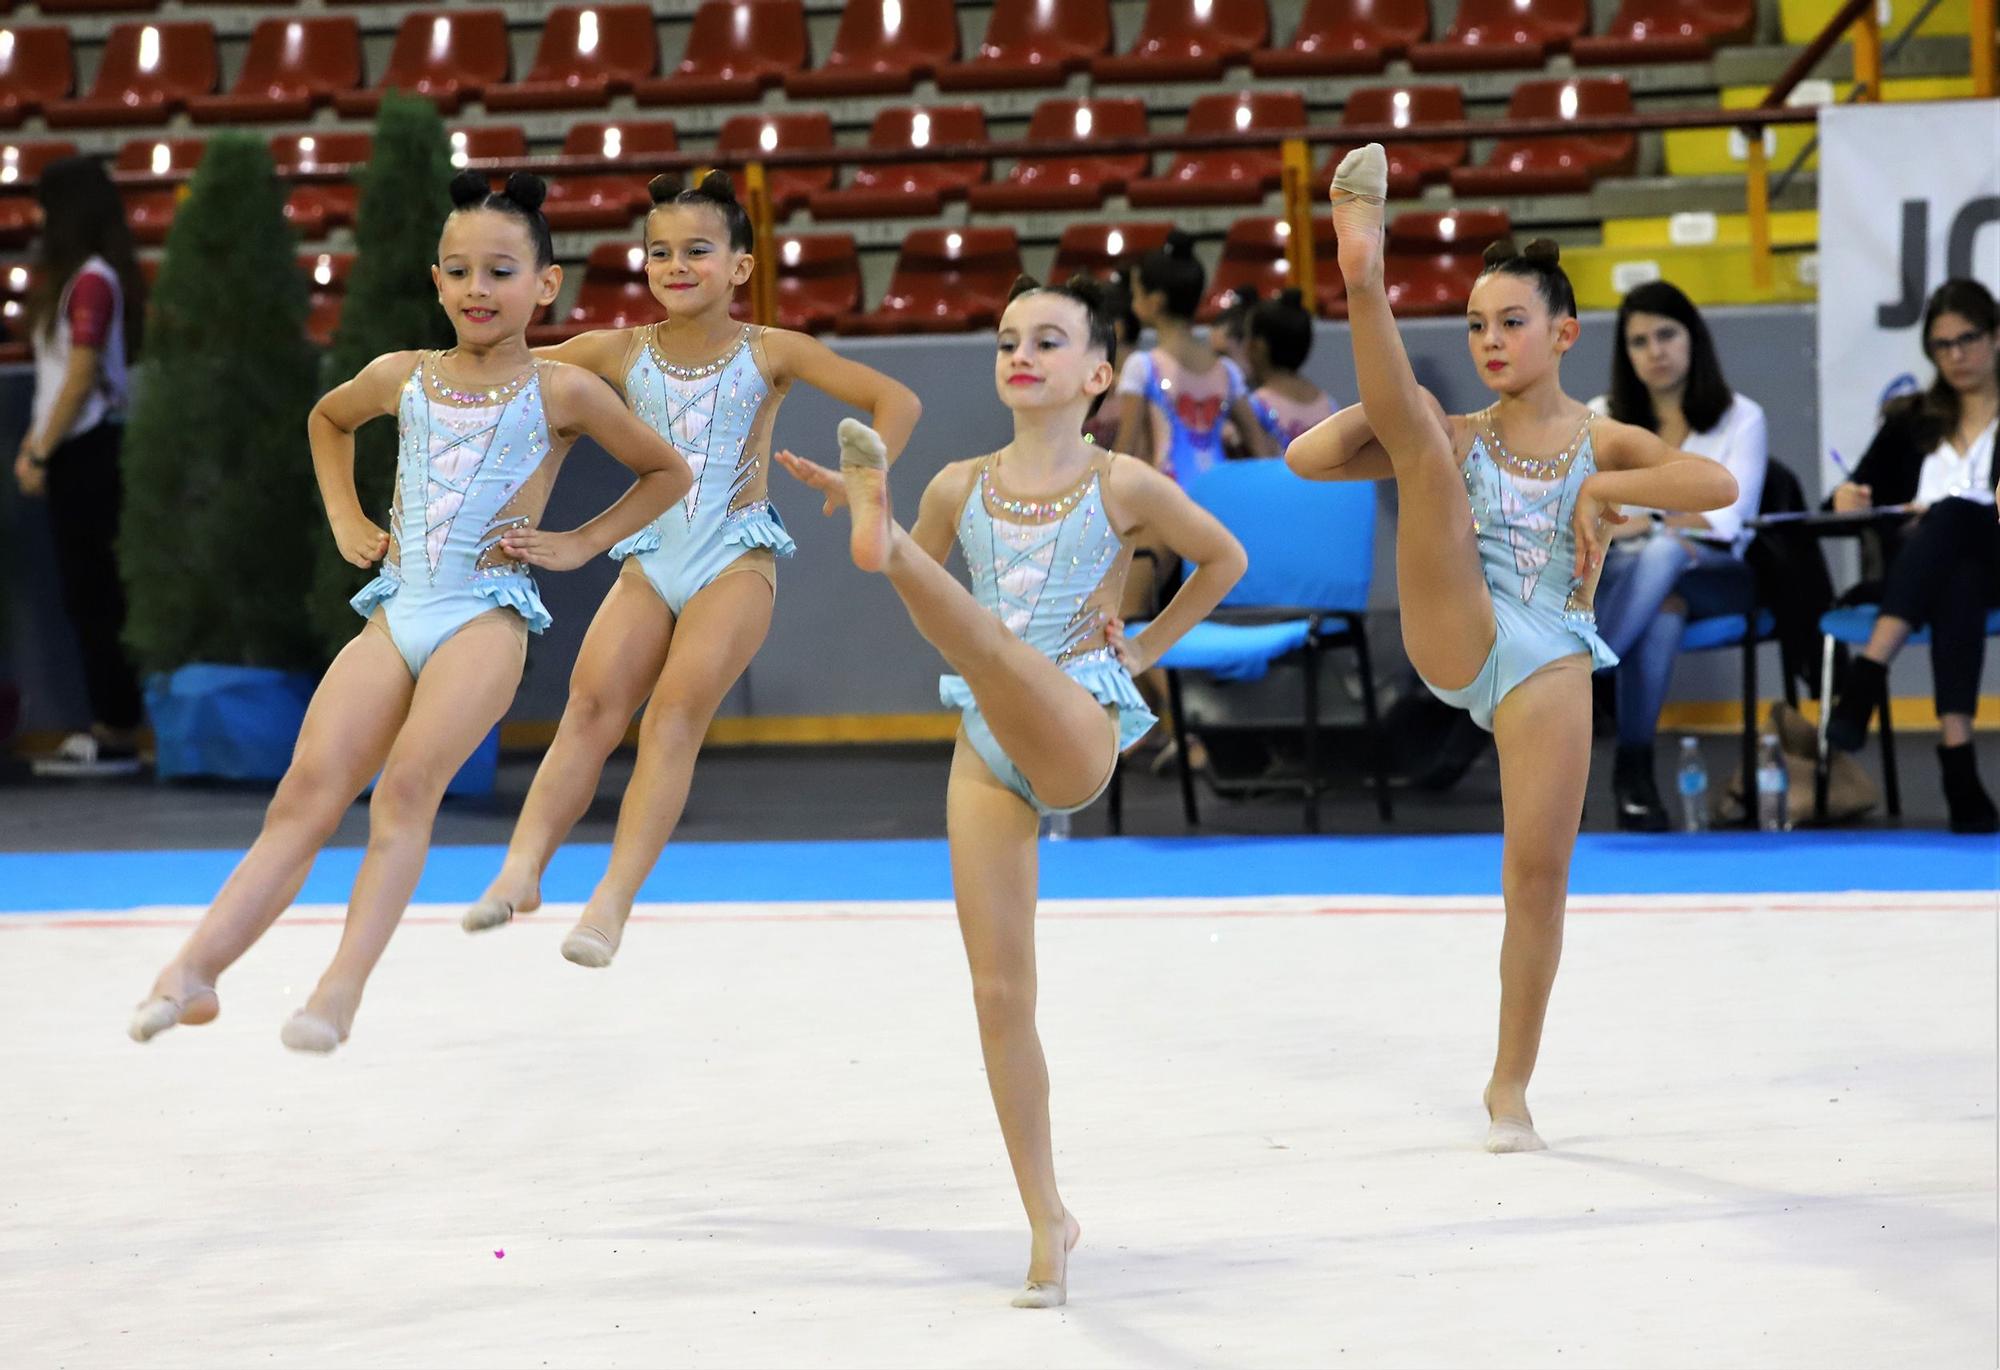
left=0, top=0, right=1754, bottom=128
left=0, top=84, right=1634, bottom=246
left=1, top=212, right=1505, bottom=358
left=532, top=213, right=1512, bottom=341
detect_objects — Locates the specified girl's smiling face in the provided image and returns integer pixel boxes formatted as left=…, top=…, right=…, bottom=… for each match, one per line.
left=1465, top=272, right=1576, bottom=395
left=994, top=291, right=1114, bottom=413
left=433, top=209, right=560, bottom=343
left=643, top=203, right=754, bottom=319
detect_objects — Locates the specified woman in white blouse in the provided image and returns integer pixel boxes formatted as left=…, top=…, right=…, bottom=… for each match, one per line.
left=1590, top=282, right=1769, bottom=830
left=1825, top=278, right=1999, bottom=834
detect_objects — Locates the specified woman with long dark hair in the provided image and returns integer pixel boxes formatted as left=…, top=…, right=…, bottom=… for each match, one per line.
left=1588, top=281, right=1768, bottom=829
left=13, top=156, right=149, bottom=776
left=1824, top=278, right=1999, bottom=833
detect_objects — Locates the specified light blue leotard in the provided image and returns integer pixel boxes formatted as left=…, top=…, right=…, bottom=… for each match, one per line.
left=942, top=451, right=1157, bottom=815
left=609, top=324, right=795, bottom=614
left=350, top=353, right=556, bottom=677
left=1422, top=409, right=1618, bottom=731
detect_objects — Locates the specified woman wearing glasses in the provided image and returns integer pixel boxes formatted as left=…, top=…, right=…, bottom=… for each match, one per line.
left=1824, top=278, right=1999, bottom=833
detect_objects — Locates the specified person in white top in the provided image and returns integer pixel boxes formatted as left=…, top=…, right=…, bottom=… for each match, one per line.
left=1588, top=281, right=1769, bottom=829
left=12, top=157, right=147, bottom=777
left=1825, top=278, right=2000, bottom=833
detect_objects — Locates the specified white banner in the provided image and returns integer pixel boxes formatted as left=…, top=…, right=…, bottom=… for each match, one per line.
left=1817, top=100, right=2000, bottom=489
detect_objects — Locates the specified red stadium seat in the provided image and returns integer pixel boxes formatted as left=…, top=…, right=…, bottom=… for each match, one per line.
left=48, top=21, right=217, bottom=128
left=450, top=125, right=528, bottom=167
left=1571, top=0, right=1754, bottom=65
left=1409, top=0, right=1590, bottom=70
left=36, top=0, right=156, bottom=12
left=784, top=0, right=957, bottom=98
left=638, top=0, right=807, bottom=105
left=936, top=0, right=1112, bottom=91
left=530, top=241, right=659, bottom=344
left=1251, top=0, right=1430, bottom=77
left=543, top=121, right=676, bottom=231
left=1093, top=0, right=1268, bottom=83
left=190, top=17, right=361, bottom=124
left=967, top=98, right=1148, bottom=212
left=333, top=10, right=509, bottom=117
left=1375, top=208, right=1512, bottom=316
left=731, top=232, right=863, bottom=334
left=300, top=250, right=354, bottom=346
left=486, top=5, right=656, bottom=111
left=0, top=27, right=73, bottom=126
left=808, top=106, right=988, bottom=221
left=0, top=139, right=77, bottom=246
left=1448, top=78, right=1636, bottom=195
left=1200, top=215, right=1342, bottom=321
left=1127, top=91, right=1305, bottom=208
left=1049, top=221, right=1174, bottom=283
left=114, top=136, right=208, bottom=245
left=1318, top=85, right=1467, bottom=199
left=272, top=130, right=372, bottom=238
left=715, top=112, right=835, bottom=219
left=838, top=227, right=1022, bottom=336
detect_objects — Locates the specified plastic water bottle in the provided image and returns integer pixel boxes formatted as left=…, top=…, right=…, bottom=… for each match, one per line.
left=1756, top=733, right=1791, bottom=832
left=1040, top=811, right=1072, bottom=841
left=1676, top=737, right=1710, bottom=832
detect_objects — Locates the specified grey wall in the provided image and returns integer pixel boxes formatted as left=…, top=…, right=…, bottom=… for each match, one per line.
left=5, top=305, right=1991, bottom=737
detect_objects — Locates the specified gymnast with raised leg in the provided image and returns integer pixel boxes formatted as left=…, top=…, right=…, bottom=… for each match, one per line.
left=777, top=276, right=1246, bottom=1306
left=461, top=173, right=920, bottom=965
left=129, top=173, right=693, bottom=1053
left=1289, top=145, right=1737, bottom=1151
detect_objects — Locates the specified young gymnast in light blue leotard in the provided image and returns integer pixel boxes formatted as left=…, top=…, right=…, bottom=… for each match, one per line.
left=1290, top=145, right=1737, bottom=1155
left=777, top=276, right=1246, bottom=1310
left=129, top=172, right=692, bottom=1054
left=462, top=173, right=920, bottom=964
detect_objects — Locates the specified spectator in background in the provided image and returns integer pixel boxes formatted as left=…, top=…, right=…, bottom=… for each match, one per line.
left=1824, top=278, right=1999, bottom=834
left=1589, top=281, right=1768, bottom=830
left=12, top=157, right=147, bottom=778
left=1245, top=287, right=1336, bottom=448
left=1210, top=285, right=1257, bottom=377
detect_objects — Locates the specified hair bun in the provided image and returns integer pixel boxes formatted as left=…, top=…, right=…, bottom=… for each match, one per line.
left=647, top=173, right=683, bottom=205
left=1522, top=237, right=1561, bottom=266
left=696, top=170, right=739, bottom=204
left=1481, top=237, right=1519, bottom=268
left=501, top=171, right=547, bottom=214
left=1164, top=228, right=1197, bottom=260
left=447, top=170, right=491, bottom=209
left=1006, top=271, right=1044, bottom=303
left=1277, top=286, right=1305, bottom=310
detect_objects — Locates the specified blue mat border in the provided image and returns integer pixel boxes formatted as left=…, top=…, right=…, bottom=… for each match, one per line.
left=0, top=832, right=1993, bottom=913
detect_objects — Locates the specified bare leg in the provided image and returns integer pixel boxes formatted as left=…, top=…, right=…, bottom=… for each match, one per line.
left=1483, top=656, right=1593, bottom=1151
left=1331, top=145, right=1496, bottom=690
left=834, top=426, right=1115, bottom=806
left=1860, top=612, right=1913, bottom=666
left=465, top=570, right=672, bottom=930
left=283, top=613, right=525, bottom=1051
left=131, top=627, right=412, bottom=1042
left=946, top=741, right=1082, bottom=1307
left=562, top=568, right=774, bottom=966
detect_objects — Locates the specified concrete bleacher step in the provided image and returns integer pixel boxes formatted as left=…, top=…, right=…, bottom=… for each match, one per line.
left=1664, top=76, right=1980, bottom=177
left=1601, top=208, right=1819, bottom=249
left=1564, top=240, right=1817, bottom=311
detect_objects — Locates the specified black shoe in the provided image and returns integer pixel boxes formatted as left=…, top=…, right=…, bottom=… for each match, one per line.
left=1826, top=657, right=1886, bottom=753
left=1409, top=712, right=1493, bottom=791
left=1612, top=744, right=1671, bottom=832
left=1938, top=742, right=2000, bottom=834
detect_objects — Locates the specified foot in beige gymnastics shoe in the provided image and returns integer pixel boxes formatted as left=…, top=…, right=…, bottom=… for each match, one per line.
left=1484, top=1116, right=1548, bottom=1153
left=1329, top=143, right=1390, bottom=287
left=128, top=986, right=219, bottom=1043
left=460, top=896, right=515, bottom=934
left=836, top=416, right=892, bottom=574
left=279, top=1011, right=347, bottom=1055
left=1011, top=1211, right=1081, bottom=1309
left=1329, top=142, right=1388, bottom=207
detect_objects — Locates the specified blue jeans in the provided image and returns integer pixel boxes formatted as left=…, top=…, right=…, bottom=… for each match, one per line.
left=1594, top=531, right=1754, bottom=748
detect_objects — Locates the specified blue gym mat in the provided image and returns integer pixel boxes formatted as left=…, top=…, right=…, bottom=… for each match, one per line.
left=0, top=831, right=1992, bottom=913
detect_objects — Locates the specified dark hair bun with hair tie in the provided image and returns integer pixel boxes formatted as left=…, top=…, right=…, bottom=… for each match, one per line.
left=1006, top=271, right=1044, bottom=303
left=696, top=170, right=738, bottom=203
left=1278, top=286, right=1305, bottom=310
left=647, top=173, right=683, bottom=205
left=1164, top=228, right=1197, bottom=259
left=502, top=171, right=547, bottom=214
left=448, top=170, right=491, bottom=209
left=1522, top=238, right=1561, bottom=265
left=1482, top=237, right=1520, bottom=268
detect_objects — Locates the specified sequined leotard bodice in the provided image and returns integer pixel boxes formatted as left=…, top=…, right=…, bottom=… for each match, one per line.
left=608, top=324, right=795, bottom=609
left=350, top=353, right=558, bottom=672
left=941, top=452, right=1156, bottom=752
